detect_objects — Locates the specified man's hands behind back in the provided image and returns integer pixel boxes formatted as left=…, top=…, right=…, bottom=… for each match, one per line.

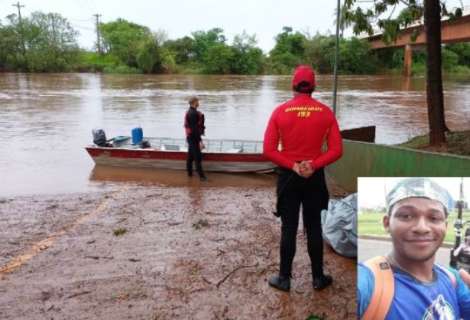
left=293, top=161, right=314, bottom=178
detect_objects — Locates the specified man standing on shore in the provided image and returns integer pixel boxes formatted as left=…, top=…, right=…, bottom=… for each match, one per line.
left=263, top=65, right=343, bottom=292
left=184, top=96, right=207, bottom=181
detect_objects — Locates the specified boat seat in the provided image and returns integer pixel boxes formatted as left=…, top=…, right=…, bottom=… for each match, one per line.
left=226, top=148, right=243, bottom=153
left=113, top=136, right=131, bottom=143
left=162, top=144, right=181, bottom=151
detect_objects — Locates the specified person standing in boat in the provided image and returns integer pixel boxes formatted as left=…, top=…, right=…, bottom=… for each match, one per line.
left=184, top=96, right=207, bottom=181
left=263, top=65, right=343, bottom=292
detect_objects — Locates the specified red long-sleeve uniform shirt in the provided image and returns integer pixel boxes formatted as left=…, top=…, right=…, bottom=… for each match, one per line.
left=263, top=93, right=343, bottom=170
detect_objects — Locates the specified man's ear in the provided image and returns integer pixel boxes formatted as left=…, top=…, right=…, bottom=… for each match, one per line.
left=383, top=215, right=390, bottom=233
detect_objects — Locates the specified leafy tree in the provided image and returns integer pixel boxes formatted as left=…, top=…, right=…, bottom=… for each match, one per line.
left=445, top=43, right=470, bottom=66
left=304, top=34, right=336, bottom=73
left=303, top=34, right=376, bottom=74
left=191, top=28, right=226, bottom=62
left=26, top=12, right=79, bottom=71
left=164, top=36, right=196, bottom=64
left=272, top=26, right=306, bottom=57
left=0, top=19, right=21, bottom=70
left=100, top=18, right=152, bottom=67
left=442, top=47, right=459, bottom=70
left=0, top=12, right=79, bottom=72
left=1, top=14, right=27, bottom=69
left=343, top=0, right=463, bottom=145
left=269, top=27, right=307, bottom=73
left=136, top=31, right=175, bottom=73
left=230, top=31, right=264, bottom=74
left=339, top=37, right=377, bottom=74
left=159, top=48, right=177, bottom=73
left=203, top=43, right=234, bottom=74
left=136, top=38, right=159, bottom=73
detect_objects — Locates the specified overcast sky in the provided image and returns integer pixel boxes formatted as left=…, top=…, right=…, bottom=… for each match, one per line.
left=0, top=0, right=342, bottom=52
left=1, top=0, right=467, bottom=52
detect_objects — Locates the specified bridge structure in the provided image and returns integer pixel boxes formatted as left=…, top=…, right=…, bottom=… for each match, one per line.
left=366, top=10, right=470, bottom=76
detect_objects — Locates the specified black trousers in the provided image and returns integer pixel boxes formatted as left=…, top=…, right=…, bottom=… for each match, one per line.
left=186, top=138, right=204, bottom=177
left=276, top=167, right=329, bottom=279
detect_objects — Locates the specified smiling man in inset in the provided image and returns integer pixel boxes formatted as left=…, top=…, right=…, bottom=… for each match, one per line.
left=358, top=178, right=470, bottom=320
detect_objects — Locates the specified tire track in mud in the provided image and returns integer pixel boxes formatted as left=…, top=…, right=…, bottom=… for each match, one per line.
left=0, top=187, right=127, bottom=279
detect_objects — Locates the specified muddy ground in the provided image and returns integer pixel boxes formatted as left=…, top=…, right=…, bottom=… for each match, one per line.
left=0, top=173, right=355, bottom=320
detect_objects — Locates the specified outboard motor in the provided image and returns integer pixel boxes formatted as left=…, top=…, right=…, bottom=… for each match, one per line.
left=92, top=129, right=109, bottom=147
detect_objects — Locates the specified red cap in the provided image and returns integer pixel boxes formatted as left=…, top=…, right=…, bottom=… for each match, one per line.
left=292, top=65, right=316, bottom=90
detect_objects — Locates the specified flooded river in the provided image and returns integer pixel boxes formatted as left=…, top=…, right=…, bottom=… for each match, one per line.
left=1, top=73, right=470, bottom=196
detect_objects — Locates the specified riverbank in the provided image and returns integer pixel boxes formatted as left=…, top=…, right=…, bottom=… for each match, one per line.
left=400, top=130, right=470, bottom=157
left=0, top=183, right=355, bottom=320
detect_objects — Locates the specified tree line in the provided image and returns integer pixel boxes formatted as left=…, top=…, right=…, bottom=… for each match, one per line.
left=1, top=11, right=470, bottom=75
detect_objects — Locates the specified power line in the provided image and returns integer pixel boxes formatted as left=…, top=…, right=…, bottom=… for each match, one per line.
left=69, top=18, right=94, bottom=23
left=71, top=23, right=94, bottom=31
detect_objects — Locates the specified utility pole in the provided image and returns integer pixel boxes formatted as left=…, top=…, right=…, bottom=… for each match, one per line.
left=332, top=0, right=341, bottom=115
left=12, top=1, right=27, bottom=62
left=93, top=14, right=102, bottom=54
left=12, top=1, right=24, bottom=21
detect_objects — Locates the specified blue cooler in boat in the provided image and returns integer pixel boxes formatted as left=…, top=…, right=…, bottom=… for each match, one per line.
left=131, top=127, right=143, bottom=145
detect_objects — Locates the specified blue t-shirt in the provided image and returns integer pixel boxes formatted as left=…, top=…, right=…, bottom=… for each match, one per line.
left=358, top=262, right=470, bottom=319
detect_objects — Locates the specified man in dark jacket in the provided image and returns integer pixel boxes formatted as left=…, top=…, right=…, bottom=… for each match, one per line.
left=184, top=96, right=207, bottom=181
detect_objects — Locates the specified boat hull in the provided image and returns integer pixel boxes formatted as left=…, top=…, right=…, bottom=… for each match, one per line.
left=86, top=147, right=275, bottom=173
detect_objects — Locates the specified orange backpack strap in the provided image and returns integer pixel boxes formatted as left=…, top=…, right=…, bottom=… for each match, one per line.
left=362, top=256, right=395, bottom=320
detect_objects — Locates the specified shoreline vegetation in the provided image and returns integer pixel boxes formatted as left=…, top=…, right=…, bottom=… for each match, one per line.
left=400, top=130, right=470, bottom=157
left=1, top=12, right=470, bottom=76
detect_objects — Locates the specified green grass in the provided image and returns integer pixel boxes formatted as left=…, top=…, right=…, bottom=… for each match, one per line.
left=411, top=62, right=426, bottom=75
left=399, top=130, right=470, bottom=157
left=382, top=64, right=470, bottom=77
left=399, top=134, right=429, bottom=149
left=358, top=211, right=470, bottom=244
left=445, top=65, right=470, bottom=77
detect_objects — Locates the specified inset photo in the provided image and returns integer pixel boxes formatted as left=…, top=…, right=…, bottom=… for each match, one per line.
left=357, top=177, right=470, bottom=320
